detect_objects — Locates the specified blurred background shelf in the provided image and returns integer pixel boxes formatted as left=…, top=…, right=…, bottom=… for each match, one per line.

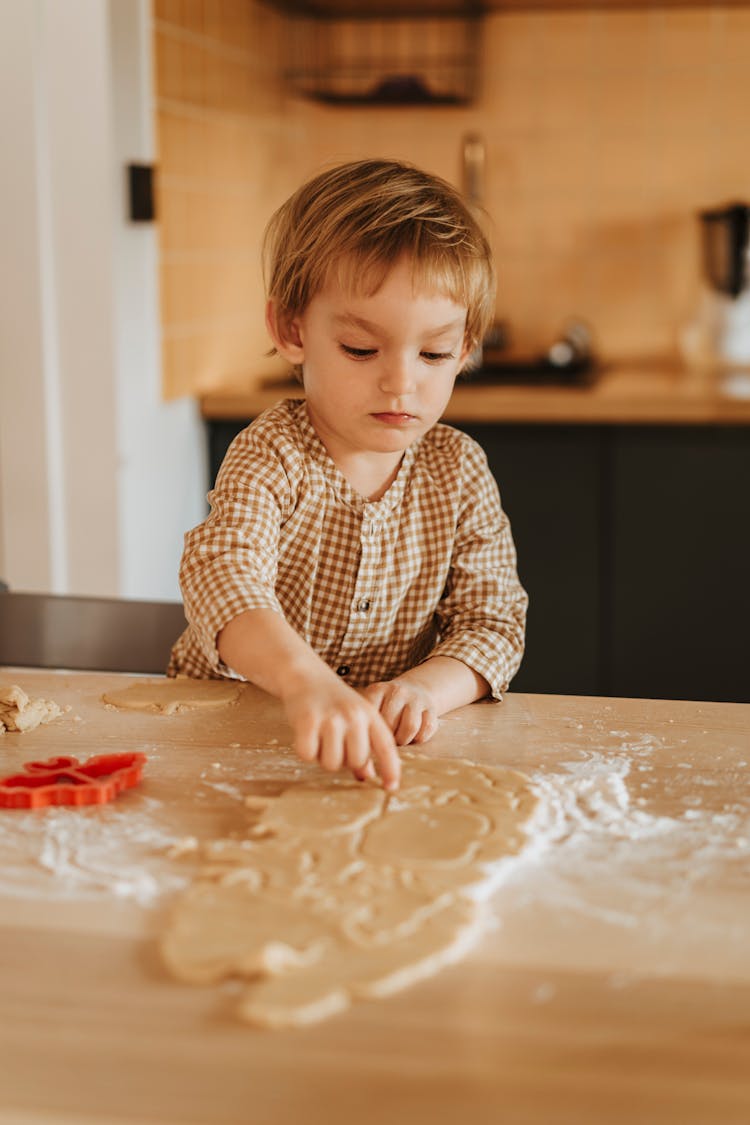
left=267, top=0, right=750, bottom=14
left=281, top=7, right=482, bottom=105
left=267, top=0, right=750, bottom=107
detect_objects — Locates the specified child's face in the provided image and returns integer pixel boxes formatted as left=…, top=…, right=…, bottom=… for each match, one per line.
left=273, top=255, right=470, bottom=466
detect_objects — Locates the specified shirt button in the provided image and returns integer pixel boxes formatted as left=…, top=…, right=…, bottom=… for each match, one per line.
left=336, top=664, right=351, bottom=677
left=357, top=599, right=371, bottom=612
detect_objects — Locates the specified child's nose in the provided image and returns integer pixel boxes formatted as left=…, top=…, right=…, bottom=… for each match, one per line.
left=379, top=354, right=416, bottom=396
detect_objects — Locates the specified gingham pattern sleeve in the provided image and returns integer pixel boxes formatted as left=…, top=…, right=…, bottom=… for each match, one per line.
left=176, top=424, right=295, bottom=674
left=429, top=437, right=528, bottom=699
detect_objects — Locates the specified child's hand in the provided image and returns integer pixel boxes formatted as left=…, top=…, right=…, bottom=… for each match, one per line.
left=359, top=680, right=439, bottom=747
left=283, top=675, right=401, bottom=791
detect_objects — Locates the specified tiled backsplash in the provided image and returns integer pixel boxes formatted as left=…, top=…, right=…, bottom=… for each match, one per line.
left=154, top=1, right=750, bottom=398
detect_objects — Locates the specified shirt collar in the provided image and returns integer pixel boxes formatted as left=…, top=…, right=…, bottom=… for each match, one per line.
left=291, top=399, right=420, bottom=515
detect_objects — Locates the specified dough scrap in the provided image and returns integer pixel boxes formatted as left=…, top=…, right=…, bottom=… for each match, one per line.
left=102, top=678, right=242, bottom=715
left=0, top=683, right=61, bottom=733
left=161, top=753, right=540, bottom=1029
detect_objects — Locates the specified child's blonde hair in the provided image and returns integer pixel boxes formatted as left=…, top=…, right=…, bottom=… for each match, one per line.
left=263, top=159, right=495, bottom=364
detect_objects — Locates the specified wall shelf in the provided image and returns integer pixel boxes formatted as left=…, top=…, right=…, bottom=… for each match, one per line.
left=268, top=0, right=749, bottom=14
left=283, top=12, right=481, bottom=106
left=270, top=2, right=487, bottom=15
left=268, top=0, right=750, bottom=106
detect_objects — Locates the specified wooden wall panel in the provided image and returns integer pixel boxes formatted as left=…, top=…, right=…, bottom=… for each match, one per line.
left=153, top=0, right=296, bottom=399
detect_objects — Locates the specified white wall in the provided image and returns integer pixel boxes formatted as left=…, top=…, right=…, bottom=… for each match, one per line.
left=0, top=0, right=206, bottom=601
left=109, top=0, right=206, bottom=600
left=0, top=0, right=80, bottom=593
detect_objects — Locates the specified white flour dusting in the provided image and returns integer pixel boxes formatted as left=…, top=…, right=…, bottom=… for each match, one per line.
left=491, top=734, right=750, bottom=981
left=203, top=780, right=244, bottom=801
left=0, top=796, right=189, bottom=905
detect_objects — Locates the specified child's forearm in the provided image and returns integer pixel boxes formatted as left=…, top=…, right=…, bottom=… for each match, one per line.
left=217, top=608, right=332, bottom=700
left=395, top=656, right=489, bottom=715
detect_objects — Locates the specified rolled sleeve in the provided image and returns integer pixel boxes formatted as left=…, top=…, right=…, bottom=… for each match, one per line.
left=430, top=446, right=528, bottom=700
left=178, top=433, right=292, bottom=673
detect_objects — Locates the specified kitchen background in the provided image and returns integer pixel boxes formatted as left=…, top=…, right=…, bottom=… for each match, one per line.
left=1, top=0, right=749, bottom=702
left=154, top=0, right=750, bottom=397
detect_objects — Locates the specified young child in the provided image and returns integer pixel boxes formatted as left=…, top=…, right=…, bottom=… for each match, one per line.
left=169, top=159, right=527, bottom=792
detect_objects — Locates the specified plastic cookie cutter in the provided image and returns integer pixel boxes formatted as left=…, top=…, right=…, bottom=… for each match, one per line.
left=0, top=752, right=147, bottom=809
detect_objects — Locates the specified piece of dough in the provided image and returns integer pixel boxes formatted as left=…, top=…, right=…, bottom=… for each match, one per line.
left=252, top=783, right=384, bottom=836
left=360, top=806, right=490, bottom=867
left=161, top=753, right=540, bottom=1028
left=102, top=678, right=242, bottom=715
left=0, top=683, right=61, bottom=733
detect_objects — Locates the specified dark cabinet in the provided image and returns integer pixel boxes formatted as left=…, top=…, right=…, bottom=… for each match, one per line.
left=610, top=427, right=750, bottom=704
left=455, top=424, right=605, bottom=697
left=206, top=417, right=750, bottom=704
left=457, top=423, right=750, bottom=704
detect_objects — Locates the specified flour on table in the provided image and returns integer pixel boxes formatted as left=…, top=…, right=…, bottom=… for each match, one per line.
left=497, top=741, right=750, bottom=983
left=0, top=796, right=190, bottom=905
left=161, top=753, right=541, bottom=1029
left=102, top=678, right=242, bottom=715
left=0, top=682, right=61, bottom=733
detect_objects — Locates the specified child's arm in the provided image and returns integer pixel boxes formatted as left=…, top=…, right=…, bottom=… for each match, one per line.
left=218, top=609, right=401, bottom=791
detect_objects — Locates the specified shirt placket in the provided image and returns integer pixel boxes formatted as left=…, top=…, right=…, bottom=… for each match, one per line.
left=333, top=508, right=385, bottom=679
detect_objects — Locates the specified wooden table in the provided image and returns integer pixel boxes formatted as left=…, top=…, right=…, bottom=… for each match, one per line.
left=1, top=669, right=748, bottom=1125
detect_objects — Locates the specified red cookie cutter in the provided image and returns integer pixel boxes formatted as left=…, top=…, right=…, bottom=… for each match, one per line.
left=0, top=753, right=147, bottom=809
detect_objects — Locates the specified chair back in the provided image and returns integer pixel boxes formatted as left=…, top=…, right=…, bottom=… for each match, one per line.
left=0, top=591, right=186, bottom=674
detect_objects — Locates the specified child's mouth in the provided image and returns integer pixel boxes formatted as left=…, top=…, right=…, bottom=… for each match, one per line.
left=372, top=412, right=415, bottom=425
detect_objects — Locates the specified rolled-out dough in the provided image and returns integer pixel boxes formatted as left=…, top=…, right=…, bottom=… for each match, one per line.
left=0, top=683, right=61, bottom=733
left=102, top=678, right=242, bottom=715
left=161, top=753, right=539, bottom=1028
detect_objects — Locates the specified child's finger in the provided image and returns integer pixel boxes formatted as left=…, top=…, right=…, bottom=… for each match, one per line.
left=352, top=759, right=377, bottom=783
left=344, top=716, right=371, bottom=773
left=378, top=684, right=407, bottom=731
left=369, top=717, right=401, bottom=792
left=413, top=710, right=439, bottom=743
left=294, top=720, right=320, bottom=763
left=319, top=715, right=346, bottom=772
left=394, top=700, right=424, bottom=746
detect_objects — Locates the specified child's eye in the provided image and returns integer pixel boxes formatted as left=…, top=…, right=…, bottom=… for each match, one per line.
left=421, top=351, right=455, bottom=362
left=341, top=344, right=376, bottom=359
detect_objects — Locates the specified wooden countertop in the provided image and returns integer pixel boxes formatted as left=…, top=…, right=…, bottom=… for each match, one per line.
left=200, top=359, right=750, bottom=425
left=1, top=669, right=748, bottom=1124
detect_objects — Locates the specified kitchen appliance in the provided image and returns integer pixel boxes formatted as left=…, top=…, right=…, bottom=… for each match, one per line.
left=469, top=318, right=598, bottom=386
left=680, top=202, right=750, bottom=375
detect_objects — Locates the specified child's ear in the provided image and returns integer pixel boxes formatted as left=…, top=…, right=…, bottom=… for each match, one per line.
left=458, top=337, right=476, bottom=372
left=265, top=299, right=304, bottom=364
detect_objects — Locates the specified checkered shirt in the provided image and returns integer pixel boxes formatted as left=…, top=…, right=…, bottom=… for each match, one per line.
left=169, top=399, right=527, bottom=699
